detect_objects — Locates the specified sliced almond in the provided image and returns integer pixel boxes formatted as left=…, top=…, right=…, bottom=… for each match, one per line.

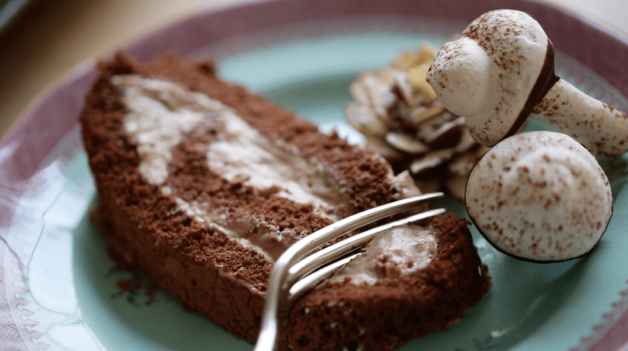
left=391, top=50, right=421, bottom=71
left=346, top=44, right=476, bottom=199
left=365, top=137, right=404, bottom=162
left=409, top=148, right=455, bottom=175
left=375, top=68, right=400, bottom=83
left=409, top=104, right=446, bottom=128
left=394, top=74, right=414, bottom=105
left=415, top=45, right=436, bottom=67
left=408, top=67, right=437, bottom=100
left=391, top=45, right=436, bottom=71
left=349, top=78, right=370, bottom=105
left=346, top=102, right=388, bottom=138
left=395, top=103, right=414, bottom=127
left=447, top=149, right=477, bottom=177
left=426, top=117, right=465, bottom=149
left=363, top=74, right=397, bottom=118
left=415, top=114, right=446, bottom=142
left=385, top=132, right=428, bottom=155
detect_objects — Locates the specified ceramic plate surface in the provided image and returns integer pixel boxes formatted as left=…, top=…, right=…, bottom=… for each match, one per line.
left=2, top=1, right=628, bottom=350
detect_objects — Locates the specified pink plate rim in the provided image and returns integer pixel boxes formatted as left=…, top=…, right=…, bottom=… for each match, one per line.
left=1, top=0, right=627, bottom=350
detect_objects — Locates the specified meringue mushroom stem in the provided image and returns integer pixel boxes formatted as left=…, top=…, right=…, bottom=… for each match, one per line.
left=532, top=78, right=628, bottom=158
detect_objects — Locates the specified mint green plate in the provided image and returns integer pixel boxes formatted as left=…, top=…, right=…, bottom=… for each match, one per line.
left=2, top=3, right=628, bottom=351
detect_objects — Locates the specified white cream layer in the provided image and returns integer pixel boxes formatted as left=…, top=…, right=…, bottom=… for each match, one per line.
left=112, top=75, right=214, bottom=184
left=112, top=75, right=350, bottom=260
left=112, top=75, right=343, bottom=220
left=328, top=224, right=437, bottom=285
left=207, top=110, right=345, bottom=221
left=113, top=75, right=427, bottom=266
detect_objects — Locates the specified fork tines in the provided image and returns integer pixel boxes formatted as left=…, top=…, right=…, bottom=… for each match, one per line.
left=254, top=192, right=445, bottom=351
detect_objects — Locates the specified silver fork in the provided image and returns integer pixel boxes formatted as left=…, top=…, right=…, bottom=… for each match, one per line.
left=253, top=192, right=445, bottom=351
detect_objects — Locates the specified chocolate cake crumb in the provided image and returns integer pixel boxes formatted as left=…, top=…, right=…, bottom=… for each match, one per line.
left=282, top=214, right=490, bottom=350
left=81, top=52, right=490, bottom=349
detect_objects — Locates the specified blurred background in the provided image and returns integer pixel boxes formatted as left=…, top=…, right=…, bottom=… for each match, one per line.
left=0, top=0, right=625, bottom=140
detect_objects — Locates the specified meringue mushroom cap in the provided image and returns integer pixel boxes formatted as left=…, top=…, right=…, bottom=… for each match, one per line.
left=428, top=10, right=550, bottom=146
left=465, top=131, right=613, bottom=262
left=426, top=37, right=492, bottom=117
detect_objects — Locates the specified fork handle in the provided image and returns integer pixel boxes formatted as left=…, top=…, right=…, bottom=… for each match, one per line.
left=253, top=322, right=279, bottom=351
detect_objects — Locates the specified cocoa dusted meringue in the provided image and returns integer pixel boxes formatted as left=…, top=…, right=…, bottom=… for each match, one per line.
left=426, top=9, right=628, bottom=158
left=532, top=80, right=628, bottom=158
left=465, top=131, right=613, bottom=262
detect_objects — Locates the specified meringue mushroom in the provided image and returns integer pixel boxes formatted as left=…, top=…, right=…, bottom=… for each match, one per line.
left=426, top=9, right=628, bottom=158
left=465, top=131, right=613, bottom=262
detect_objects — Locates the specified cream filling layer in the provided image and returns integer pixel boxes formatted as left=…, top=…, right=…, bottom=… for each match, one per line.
left=112, top=75, right=429, bottom=271
left=112, top=76, right=212, bottom=184
left=328, top=224, right=437, bottom=285
left=206, top=108, right=344, bottom=221
left=112, top=75, right=346, bottom=261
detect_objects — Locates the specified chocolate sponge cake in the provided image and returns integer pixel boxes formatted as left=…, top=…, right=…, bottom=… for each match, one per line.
left=80, top=52, right=490, bottom=350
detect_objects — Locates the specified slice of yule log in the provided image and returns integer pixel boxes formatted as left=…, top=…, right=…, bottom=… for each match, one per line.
left=80, top=52, right=490, bottom=351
